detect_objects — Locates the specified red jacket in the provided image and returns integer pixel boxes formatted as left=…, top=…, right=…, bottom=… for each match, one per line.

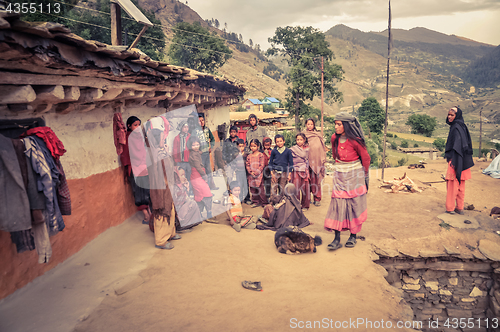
left=331, top=134, right=370, bottom=173
left=173, top=133, right=190, bottom=163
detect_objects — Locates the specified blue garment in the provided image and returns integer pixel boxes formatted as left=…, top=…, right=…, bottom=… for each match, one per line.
left=269, top=147, right=294, bottom=173
left=23, top=137, right=65, bottom=235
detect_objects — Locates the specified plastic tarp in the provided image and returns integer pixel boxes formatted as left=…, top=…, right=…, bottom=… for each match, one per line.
left=482, top=154, right=500, bottom=179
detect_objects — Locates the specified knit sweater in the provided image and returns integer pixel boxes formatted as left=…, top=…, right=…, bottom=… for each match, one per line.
left=269, top=147, right=294, bottom=173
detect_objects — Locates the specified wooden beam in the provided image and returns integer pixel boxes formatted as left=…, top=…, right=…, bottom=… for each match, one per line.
left=111, top=3, right=122, bottom=46
left=34, top=103, right=53, bottom=114
left=76, top=104, right=96, bottom=113
left=8, top=104, right=34, bottom=113
left=0, top=85, right=36, bottom=104
left=63, top=86, right=80, bottom=102
left=128, top=25, right=148, bottom=50
left=0, top=72, right=157, bottom=92
left=33, top=85, right=65, bottom=103
left=56, top=103, right=75, bottom=114
left=78, top=88, right=103, bottom=103
left=97, top=89, right=123, bottom=101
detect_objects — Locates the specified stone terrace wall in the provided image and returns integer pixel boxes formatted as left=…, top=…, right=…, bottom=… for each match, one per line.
left=377, top=257, right=500, bottom=332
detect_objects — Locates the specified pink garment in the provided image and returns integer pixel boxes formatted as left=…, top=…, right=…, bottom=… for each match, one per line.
left=128, top=129, right=148, bottom=177
left=190, top=167, right=212, bottom=202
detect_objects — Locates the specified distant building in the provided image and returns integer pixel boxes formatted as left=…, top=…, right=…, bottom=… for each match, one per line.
left=241, top=98, right=263, bottom=113
left=230, top=111, right=287, bottom=140
left=262, top=97, right=280, bottom=108
left=398, top=147, right=440, bottom=160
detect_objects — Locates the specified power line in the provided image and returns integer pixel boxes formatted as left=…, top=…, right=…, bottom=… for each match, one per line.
left=54, top=0, right=254, bottom=48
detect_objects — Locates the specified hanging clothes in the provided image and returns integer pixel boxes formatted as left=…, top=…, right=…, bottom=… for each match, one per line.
left=20, top=126, right=66, bottom=160
left=113, top=113, right=127, bottom=156
left=0, top=134, right=31, bottom=232
left=22, top=136, right=64, bottom=235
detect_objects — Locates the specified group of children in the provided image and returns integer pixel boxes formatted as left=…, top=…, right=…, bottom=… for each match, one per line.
left=221, top=125, right=322, bottom=231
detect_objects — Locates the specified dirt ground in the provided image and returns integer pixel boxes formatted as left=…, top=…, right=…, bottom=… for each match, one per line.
left=73, top=159, right=500, bottom=332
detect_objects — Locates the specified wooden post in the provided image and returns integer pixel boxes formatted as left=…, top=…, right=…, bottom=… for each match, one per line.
left=111, top=2, right=122, bottom=46
left=479, top=108, right=482, bottom=157
left=129, top=25, right=148, bottom=50
left=381, top=0, right=392, bottom=181
left=321, top=56, right=324, bottom=139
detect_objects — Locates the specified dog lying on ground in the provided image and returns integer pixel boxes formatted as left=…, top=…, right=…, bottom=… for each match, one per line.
left=274, top=226, right=322, bottom=254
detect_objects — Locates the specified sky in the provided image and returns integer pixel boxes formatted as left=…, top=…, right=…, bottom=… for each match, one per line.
left=185, top=0, right=500, bottom=49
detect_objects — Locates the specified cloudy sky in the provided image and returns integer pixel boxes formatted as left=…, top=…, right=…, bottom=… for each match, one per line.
left=186, top=0, right=500, bottom=49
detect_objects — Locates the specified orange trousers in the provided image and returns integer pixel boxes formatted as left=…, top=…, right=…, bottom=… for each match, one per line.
left=446, top=179, right=466, bottom=212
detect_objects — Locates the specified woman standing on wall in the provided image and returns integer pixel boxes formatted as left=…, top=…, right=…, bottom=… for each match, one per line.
left=444, top=106, right=474, bottom=215
left=302, top=118, right=326, bottom=207
left=324, top=113, right=370, bottom=251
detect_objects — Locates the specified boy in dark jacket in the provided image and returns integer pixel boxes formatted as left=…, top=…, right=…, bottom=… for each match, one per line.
left=268, top=134, right=293, bottom=199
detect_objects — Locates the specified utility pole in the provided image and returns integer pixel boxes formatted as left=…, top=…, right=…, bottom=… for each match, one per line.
left=321, top=56, right=324, bottom=138
left=381, top=0, right=392, bottom=181
left=479, top=108, right=483, bottom=157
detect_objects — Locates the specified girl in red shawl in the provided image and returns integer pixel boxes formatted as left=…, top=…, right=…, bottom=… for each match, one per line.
left=246, top=139, right=267, bottom=207
left=324, top=113, right=370, bottom=251
left=290, top=133, right=310, bottom=210
left=302, top=118, right=326, bottom=207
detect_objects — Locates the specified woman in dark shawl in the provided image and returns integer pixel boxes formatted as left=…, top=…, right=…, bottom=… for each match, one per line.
left=445, top=106, right=474, bottom=214
left=257, top=183, right=310, bottom=231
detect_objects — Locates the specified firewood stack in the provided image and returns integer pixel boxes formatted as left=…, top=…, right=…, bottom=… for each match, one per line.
left=380, top=173, right=424, bottom=193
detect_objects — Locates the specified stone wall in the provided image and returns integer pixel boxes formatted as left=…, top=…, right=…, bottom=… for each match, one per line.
left=377, top=257, right=500, bottom=332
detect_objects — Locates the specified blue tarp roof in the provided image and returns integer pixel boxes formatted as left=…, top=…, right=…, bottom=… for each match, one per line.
left=248, top=98, right=263, bottom=104
left=264, top=97, right=279, bottom=103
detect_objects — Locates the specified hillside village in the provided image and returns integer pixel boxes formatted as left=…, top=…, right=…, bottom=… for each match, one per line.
left=1, top=1, right=500, bottom=331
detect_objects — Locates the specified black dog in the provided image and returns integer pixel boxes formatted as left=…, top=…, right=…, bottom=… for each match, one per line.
left=274, top=226, right=322, bottom=254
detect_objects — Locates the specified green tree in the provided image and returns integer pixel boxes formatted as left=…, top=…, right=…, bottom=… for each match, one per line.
left=235, top=106, right=246, bottom=112
left=400, top=140, right=409, bottom=148
left=168, top=22, right=232, bottom=73
left=433, top=138, right=446, bottom=151
left=266, top=26, right=343, bottom=128
left=262, top=104, right=276, bottom=113
left=406, top=114, right=438, bottom=137
left=11, top=0, right=166, bottom=61
left=357, top=97, right=385, bottom=134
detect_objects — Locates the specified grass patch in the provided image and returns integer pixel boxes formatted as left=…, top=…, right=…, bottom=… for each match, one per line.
left=439, top=221, right=451, bottom=230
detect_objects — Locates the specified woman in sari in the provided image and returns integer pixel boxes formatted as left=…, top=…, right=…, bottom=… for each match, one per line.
left=324, top=113, right=370, bottom=250
left=302, top=118, right=326, bottom=207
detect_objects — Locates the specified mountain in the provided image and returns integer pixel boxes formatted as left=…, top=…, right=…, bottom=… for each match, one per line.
left=124, top=3, right=500, bottom=139
left=463, top=45, right=500, bottom=88
left=325, top=24, right=494, bottom=79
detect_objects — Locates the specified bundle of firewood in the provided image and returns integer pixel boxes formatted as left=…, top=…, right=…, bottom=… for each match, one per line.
left=379, top=173, right=423, bottom=193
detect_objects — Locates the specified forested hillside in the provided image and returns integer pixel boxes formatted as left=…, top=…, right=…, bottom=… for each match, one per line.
left=463, top=45, right=500, bottom=88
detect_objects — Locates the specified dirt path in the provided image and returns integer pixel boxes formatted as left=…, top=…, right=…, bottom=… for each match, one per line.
left=73, top=159, right=500, bottom=332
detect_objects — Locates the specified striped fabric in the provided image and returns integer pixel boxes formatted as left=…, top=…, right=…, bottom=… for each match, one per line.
left=324, top=160, right=367, bottom=233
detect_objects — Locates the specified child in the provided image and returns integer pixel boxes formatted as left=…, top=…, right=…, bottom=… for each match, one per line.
left=246, top=139, right=267, bottom=207
left=187, top=136, right=214, bottom=220
left=262, top=137, right=273, bottom=202
left=172, top=121, right=191, bottom=192
left=234, top=138, right=249, bottom=202
left=225, top=181, right=254, bottom=232
left=290, top=133, right=310, bottom=210
left=173, top=167, right=202, bottom=231
left=269, top=134, right=293, bottom=199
